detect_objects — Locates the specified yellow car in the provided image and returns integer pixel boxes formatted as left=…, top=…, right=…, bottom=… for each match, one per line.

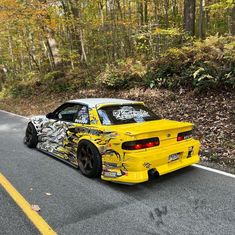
left=24, top=98, right=200, bottom=184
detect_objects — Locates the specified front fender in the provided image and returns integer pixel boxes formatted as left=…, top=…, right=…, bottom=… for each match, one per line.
left=30, top=115, right=48, bottom=132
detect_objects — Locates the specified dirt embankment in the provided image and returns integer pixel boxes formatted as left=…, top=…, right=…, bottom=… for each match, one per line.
left=0, top=88, right=234, bottom=173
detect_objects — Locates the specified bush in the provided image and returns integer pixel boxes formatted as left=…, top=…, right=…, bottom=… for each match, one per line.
left=7, top=81, right=34, bottom=98
left=97, top=59, right=147, bottom=89
left=48, top=78, right=74, bottom=92
left=43, top=71, right=65, bottom=82
left=41, top=70, right=76, bottom=92
left=2, top=70, right=74, bottom=97
left=145, top=36, right=235, bottom=91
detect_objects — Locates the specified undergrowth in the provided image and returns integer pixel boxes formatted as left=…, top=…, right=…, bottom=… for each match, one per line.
left=97, top=36, right=235, bottom=91
left=0, top=36, right=234, bottom=98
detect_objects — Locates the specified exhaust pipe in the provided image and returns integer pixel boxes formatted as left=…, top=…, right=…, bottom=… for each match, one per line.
left=148, top=168, right=159, bottom=181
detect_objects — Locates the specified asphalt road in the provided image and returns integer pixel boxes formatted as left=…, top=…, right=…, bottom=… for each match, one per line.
left=0, top=186, right=39, bottom=235
left=0, top=110, right=234, bottom=235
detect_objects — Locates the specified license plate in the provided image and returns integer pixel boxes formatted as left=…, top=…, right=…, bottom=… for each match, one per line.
left=103, top=171, right=117, bottom=178
left=168, top=153, right=180, bottom=162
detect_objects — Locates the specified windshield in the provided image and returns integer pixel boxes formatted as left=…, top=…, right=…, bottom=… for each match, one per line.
left=97, top=104, right=160, bottom=125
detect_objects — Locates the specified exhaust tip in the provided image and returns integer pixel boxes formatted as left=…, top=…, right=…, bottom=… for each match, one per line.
left=148, top=168, right=159, bottom=181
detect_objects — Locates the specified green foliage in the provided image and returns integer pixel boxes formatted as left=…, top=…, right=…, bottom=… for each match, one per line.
left=153, top=28, right=182, bottom=36
left=133, top=27, right=185, bottom=57
left=96, top=59, right=147, bottom=89
left=7, top=81, right=34, bottom=98
left=43, top=71, right=64, bottom=82
left=95, top=36, right=235, bottom=91
left=42, top=71, right=75, bottom=92
left=0, top=0, right=234, bottom=96
left=145, top=36, right=235, bottom=91
left=1, top=70, right=75, bottom=97
left=48, top=79, right=74, bottom=93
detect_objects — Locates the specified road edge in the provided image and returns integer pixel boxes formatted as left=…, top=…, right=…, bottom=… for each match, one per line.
left=0, top=109, right=29, bottom=119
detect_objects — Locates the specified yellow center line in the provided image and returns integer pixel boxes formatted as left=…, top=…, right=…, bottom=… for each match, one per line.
left=0, top=172, right=57, bottom=235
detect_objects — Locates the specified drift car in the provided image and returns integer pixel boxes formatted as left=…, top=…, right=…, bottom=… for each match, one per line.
left=24, top=98, right=200, bottom=184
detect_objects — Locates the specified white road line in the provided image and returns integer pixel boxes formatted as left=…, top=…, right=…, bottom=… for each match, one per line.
left=0, top=109, right=29, bottom=119
left=0, top=109, right=234, bottom=178
left=193, top=164, right=235, bottom=178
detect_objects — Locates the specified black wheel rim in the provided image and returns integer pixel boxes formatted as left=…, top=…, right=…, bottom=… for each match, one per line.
left=25, top=125, right=33, bottom=143
left=79, top=144, right=94, bottom=172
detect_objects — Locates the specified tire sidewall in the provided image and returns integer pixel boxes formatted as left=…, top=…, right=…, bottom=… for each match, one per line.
left=25, top=122, right=38, bottom=148
left=77, top=140, right=102, bottom=178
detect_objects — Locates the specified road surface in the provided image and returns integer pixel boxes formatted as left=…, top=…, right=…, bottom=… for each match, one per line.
left=0, top=110, right=234, bottom=235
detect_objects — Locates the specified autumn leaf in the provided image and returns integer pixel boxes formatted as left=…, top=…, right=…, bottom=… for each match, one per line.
left=31, top=204, right=41, bottom=212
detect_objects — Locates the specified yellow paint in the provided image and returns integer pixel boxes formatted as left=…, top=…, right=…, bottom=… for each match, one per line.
left=101, top=139, right=200, bottom=183
left=55, top=102, right=200, bottom=184
left=0, top=173, right=56, bottom=235
left=68, top=104, right=201, bottom=184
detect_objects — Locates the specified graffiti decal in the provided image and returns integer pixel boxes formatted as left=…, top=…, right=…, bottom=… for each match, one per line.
left=112, top=106, right=150, bottom=120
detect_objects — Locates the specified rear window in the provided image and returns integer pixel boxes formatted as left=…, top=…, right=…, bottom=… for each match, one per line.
left=98, top=104, right=160, bottom=125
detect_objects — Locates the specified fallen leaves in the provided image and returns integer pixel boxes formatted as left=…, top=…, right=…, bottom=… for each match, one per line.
left=30, top=192, right=52, bottom=212
left=31, top=204, right=40, bottom=212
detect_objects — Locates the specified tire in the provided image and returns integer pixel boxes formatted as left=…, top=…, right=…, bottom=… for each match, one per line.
left=77, top=140, right=102, bottom=178
left=25, top=122, right=38, bottom=148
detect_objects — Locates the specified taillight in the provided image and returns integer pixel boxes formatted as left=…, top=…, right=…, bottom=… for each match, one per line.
left=177, top=130, right=192, bottom=141
left=122, top=138, right=160, bottom=150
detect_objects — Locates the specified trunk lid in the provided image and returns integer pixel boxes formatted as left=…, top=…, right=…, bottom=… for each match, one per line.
left=107, top=119, right=193, bottom=147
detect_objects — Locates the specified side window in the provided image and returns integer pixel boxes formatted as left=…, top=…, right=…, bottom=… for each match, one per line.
left=55, top=104, right=80, bottom=122
left=98, top=109, right=111, bottom=125
left=74, top=106, right=89, bottom=124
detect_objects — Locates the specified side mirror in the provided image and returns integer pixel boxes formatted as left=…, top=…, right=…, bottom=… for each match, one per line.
left=46, top=112, right=55, bottom=119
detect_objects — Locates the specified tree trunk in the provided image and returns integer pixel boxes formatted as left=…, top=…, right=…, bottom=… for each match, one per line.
left=164, top=0, right=169, bottom=28
left=231, top=3, right=235, bottom=35
left=98, top=1, right=105, bottom=26
left=172, top=0, right=178, bottom=26
left=138, top=1, right=144, bottom=25
left=199, top=0, right=205, bottom=39
left=116, top=0, right=123, bottom=20
left=128, top=0, right=132, bottom=20
left=183, top=0, right=196, bottom=35
left=144, top=0, right=148, bottom=24
left=45, top=38, right=56, bottom=70
left=45, top=28, right=61, bottom=67
left=80, top=29, right=87, bottom=63
left=153, top=0, right=159, bottom=25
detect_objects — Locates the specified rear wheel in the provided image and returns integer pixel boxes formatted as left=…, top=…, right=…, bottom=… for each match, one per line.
left=77, top=140, right=102, bottom=178
left=25, top=122, right=38, bottom=148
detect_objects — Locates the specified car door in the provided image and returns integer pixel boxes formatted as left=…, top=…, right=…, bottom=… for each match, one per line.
left=38, top=103, right=88, bottom=162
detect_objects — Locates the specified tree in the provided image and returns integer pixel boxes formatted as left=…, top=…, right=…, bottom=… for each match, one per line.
left=231, top=1, right=235, bottom=35
left=199, top=0, right=205, bottom=39
left=0, top=0, right=233, bottom=85
left=183, top=0, right=196, bottom=35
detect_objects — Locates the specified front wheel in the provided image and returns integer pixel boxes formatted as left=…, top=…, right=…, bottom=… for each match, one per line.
left=77, top=140, right=102, bottom=178
left=24, top=122, right=38, bottom=148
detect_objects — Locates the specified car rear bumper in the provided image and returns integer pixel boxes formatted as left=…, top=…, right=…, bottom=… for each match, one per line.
left=101, top=139, right=200, bottom=184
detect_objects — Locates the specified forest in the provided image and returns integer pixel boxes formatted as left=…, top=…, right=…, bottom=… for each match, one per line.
left=0, top=0, right=234, bottom=92
left=0, top=0, right=234, bottom=171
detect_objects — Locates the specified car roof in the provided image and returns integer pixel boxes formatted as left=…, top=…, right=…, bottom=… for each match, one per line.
left=68, top=98, right=141, bottom=108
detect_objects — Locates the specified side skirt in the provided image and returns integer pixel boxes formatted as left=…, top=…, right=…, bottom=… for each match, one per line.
left=37, top=148, right=79, bottom=169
